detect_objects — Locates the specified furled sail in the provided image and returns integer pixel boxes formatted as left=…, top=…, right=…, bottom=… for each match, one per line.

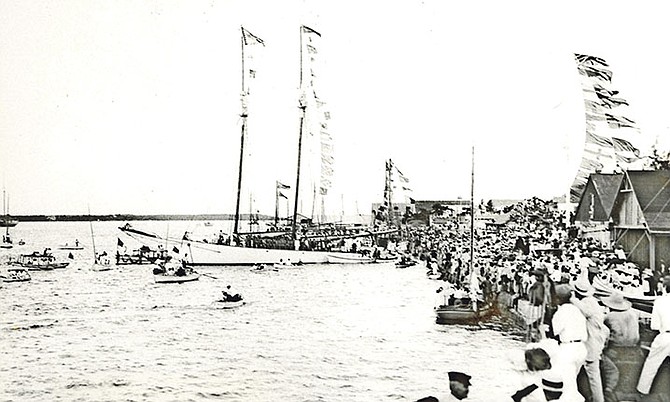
left=295, top=26, right=334, bottom=223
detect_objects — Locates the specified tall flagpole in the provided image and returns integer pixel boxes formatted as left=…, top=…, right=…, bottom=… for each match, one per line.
left=275, top=181, right=279, bottom=226
left=387, top=159, right=394, bottom=226
left=470, top=146, right=475, bottom=273
left=470, top=145, right=477, bottom=311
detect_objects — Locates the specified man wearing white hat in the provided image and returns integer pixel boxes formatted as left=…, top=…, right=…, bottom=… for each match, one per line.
left=637, top=275, right=670, bottom=395
left=602, top=292, right=639, bottom=399
left=572, top=281, right=608, bottom=402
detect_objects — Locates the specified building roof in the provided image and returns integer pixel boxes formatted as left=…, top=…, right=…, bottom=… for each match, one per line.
left=592, top=173, right=624, bottom=217
left=627, top=170, right=670, bottom=230
left=574, top=173, right=623, bottom=222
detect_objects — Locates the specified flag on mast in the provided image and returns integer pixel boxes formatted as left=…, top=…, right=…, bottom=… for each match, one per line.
left=241, top=27, right=264, bottom=46
left=301, top=25, right=321, bottom=37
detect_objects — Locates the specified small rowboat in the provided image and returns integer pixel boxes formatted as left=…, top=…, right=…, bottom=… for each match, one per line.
left=154, top=272, right=200, bottom=284
left=1, top=268, right=31, bottom=282
left=327, top=254, right=374, bottom=264
left=58, top=245, right=83, bottom=250
left=212, top=300, right=245, bottom=309
left=435, top=300, right=493, bottom=325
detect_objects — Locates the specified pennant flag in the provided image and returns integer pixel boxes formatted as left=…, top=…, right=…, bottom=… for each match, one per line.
left=117, top=238, right=124, bottom=247
left=276, top=181, right=291, bottom=190
left=241, top=27, right=264, bottom=46
left=301, top=25, right=321, bottom=37
left=575, top=54, right=608, bottom=67
left=172, top=246, right=180, bottom=254
left=612, top=137, right=640, bottom=155
left=570, top=52, right=645, bottom=201
left=278, top=191, right=289, bottom=199
left=605, top=114, right=636, bottom=129
left=586, top=131, right=613, bottom=148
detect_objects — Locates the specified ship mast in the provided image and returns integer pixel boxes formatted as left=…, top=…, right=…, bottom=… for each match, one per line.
left=470, top=146, right=475, bottom=274
left=233, top=27, right=247, bottom=239
left=292, top=26, right=320, bottom=242
left=3, top=190, right=9, bottom=237
left=469, top=146, right=477, bottom=311
left=387, top=159, right=394, bottom=226
left=234, top=27, right=264, bottom=239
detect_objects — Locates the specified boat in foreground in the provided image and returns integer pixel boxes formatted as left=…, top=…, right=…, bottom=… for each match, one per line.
left=435, top=302, right=493, bottom=325
left=1, top=268, right=31, bottom=282
left=8, top=251, right=69, bottom=270
left=212, top=299, right=245, bottom=309
left=152, top=259, right=200, bottom=284
left=154, top=272, right=200, bottom=284
left=92, top=253, right=113, bottom=272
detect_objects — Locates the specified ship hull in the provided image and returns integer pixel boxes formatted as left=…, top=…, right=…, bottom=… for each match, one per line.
left=121, top=227, right=379, bottom=266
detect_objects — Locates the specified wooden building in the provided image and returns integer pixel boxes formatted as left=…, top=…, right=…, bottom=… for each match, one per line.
left=576, top=170, right=670, bottom=271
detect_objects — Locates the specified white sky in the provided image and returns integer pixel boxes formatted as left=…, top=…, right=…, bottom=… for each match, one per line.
left=1, top=1, right=670, bottom=215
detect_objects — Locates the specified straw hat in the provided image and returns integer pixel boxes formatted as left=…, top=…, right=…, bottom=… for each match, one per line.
left=572, top=281, right=595, bottom=297
left=601, top=292, right=632, bottom=311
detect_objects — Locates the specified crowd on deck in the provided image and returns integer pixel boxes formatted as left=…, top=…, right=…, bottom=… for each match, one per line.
left=409, top=197, right=670, bottom=401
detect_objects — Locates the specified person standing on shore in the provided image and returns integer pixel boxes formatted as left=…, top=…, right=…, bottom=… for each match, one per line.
left=636, top=275, right=670, bottom=395
left=551, top=284, right=588, bottom=400
left=601, top=292, right=639, bottom=401
left=571, top=281, right=608, bottom=402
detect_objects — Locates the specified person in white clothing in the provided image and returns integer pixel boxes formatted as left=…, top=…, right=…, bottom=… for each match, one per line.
left=636, top=275, right=670, bottom=395
left=571, top=281, right=608, bottom=402
left=551, top=284, right=588, bottom=401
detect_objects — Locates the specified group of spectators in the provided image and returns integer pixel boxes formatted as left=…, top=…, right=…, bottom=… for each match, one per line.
left=407, top=197, right=670, bottom=401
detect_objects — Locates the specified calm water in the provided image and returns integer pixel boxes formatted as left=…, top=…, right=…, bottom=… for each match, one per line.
left=0, top=221, right=525, bottom=401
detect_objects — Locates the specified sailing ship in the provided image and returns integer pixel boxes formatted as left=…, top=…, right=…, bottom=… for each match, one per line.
left=1, top=190, right=15, bottom=249
left=435, top=147, right=492, bottom=324
left=0, top=190, right=18, bottom=229
left=121, top=26, right=395, bottom=266
left=89, top=210, right=112, bottom=272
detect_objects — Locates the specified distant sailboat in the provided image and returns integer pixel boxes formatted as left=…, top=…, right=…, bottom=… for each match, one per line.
left=89, top=209, right=112, bottom=271
left=1, top=190, right=14, bottom=249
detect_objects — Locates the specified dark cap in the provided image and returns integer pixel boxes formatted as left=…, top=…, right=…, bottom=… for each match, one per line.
left=448, top=371, right=471, bottom=385
left=524, top=348, right=552, bottom=371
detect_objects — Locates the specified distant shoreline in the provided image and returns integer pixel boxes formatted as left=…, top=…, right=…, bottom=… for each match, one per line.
left=10, top=214, right=272, bottom=222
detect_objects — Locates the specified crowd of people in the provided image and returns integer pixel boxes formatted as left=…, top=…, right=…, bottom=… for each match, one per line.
left=408, top=197, right=670, bottom=401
